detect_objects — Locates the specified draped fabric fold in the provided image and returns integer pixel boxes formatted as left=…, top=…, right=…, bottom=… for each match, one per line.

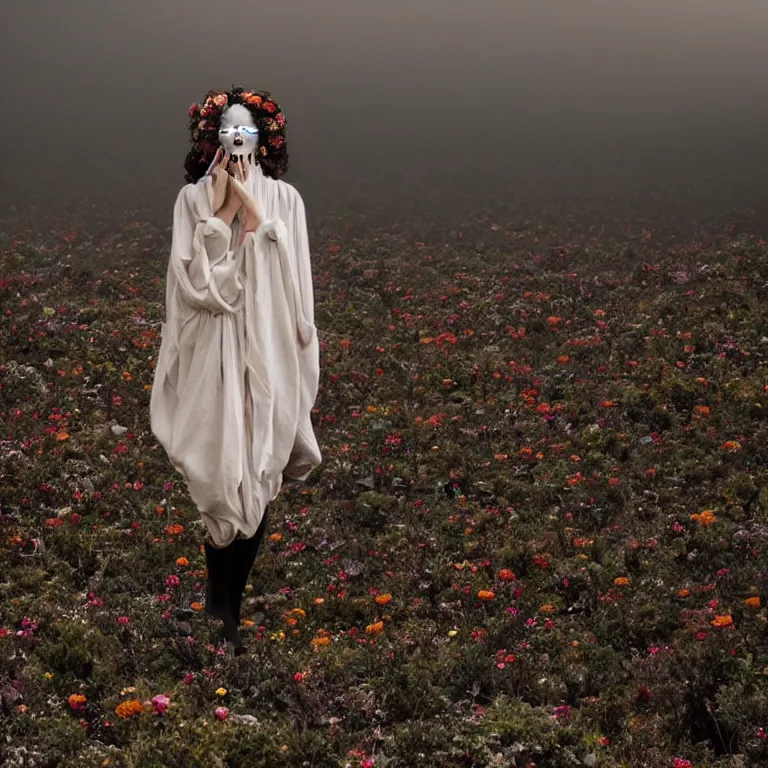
left=150, top=164, right=321, bottom=548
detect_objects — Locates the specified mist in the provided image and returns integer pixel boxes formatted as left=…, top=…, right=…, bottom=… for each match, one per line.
left=3, top=0, right=768, bottom=226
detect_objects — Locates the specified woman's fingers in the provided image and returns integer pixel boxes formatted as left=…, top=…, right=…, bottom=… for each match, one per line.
left=207, top=146, right=223, bottom=176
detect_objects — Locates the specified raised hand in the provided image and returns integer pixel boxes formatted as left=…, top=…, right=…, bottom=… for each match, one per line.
left=229, top=159, right=263, bottom=246
left=205, top=147, right=230, bottom=215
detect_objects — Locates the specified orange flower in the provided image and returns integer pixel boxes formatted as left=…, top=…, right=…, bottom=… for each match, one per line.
left=556, top=355, right=570, bottom=365
left=313, top=597, right=325, bottom=606
left=190, top=602, right=204, bottom=612
left=122, top=371, right=133, bottom=381
left=375, top=594, right=392, bottom=606
left=693, top=405, right=711, bottom=418
left=539, top=604, right=557, bottom=614
left=678, top=589, right=690, bottom=598
left=311, top=636, right=331, bottom=648
left=745, top=596, right=761, bottom=608
left=690, top=509, right=717, bottom=526
left=291, top=608, right=307, bottom=617
left=711, top=615, right=733, bottom=628
left=115, top=699, right=144, bottom=718
left=546, top=316, right=562, bottom=328
left=721, top=440, right=742, bottom=453
left=269, top=532, right=283, bottom=543
left=497, top=569, right=516, bottom=582
left=241, top=619, right=255, bottom=627
left=175, top=557, right=189, bottom=567
left=56, top=431, right=69, bottom=442
left=165, top=524, right=184, bottom=536
left=600, top=400, right=618, bottom=408
left=477, top=590, right=496, bottom=601
left=614, top=577, right=630, bottom=586
left=68, top=694, right=87, bottom=711
left=365, top=621, right=385, bottom=634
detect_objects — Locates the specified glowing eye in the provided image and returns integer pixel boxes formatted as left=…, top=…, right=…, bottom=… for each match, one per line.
left=240, top=126, right=259, bottom=136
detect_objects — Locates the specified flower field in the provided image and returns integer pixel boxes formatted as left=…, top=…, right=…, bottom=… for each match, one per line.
left=2, top=200, right=768, bottom=767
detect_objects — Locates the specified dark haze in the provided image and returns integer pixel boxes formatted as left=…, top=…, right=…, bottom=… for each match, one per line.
left=3, top=0, right=768, bottom=228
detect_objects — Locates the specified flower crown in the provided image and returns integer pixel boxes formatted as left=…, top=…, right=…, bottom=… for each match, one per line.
left=184, top=87, right=288, bottom=183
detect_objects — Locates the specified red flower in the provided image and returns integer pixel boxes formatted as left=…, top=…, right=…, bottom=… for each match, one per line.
left=262, top=100, right=277, bottom=113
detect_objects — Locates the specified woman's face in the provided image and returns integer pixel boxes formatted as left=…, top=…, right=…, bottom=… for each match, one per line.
left=218, top=104, right=259, bottom=159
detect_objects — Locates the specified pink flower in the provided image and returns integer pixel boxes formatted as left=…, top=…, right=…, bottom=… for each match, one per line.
left=117, top=616, right=130, bottom=626
left=188, top=103, right=200, bottom=117
left=152, top=694, right=170, bottom=714
left=165, top=574, right=181, bottom=588
left=673, top=760, right=693, bottom=768
left=215, top=706, right=229, bottom=721
left=293, top=672, right=304, bottom=683
left=553, top=705, right=572, bottom=721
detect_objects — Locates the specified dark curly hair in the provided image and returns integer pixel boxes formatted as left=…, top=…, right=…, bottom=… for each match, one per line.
left=183, top=86, right=289, bottom=183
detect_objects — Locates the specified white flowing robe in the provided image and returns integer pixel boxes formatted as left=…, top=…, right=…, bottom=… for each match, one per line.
left=150, top=163, right=322, bottom=548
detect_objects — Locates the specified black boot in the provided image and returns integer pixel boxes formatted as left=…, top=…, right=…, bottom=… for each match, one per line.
left=204, top=539, right=244, bottom=653
left=230, top=509, right=269, bottom=628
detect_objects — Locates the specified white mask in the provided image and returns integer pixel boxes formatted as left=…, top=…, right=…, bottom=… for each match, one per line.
left=218, top=104, right=259, bottom=160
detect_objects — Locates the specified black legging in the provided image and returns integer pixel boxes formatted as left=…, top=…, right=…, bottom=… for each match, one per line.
left=204, top=507, right=270, bottom=651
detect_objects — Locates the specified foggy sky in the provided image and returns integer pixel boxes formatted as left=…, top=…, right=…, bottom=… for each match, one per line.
left=2, top=0, right=768, bottom=223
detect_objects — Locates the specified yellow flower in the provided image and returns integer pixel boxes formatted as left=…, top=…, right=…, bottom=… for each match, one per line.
left=215, top=688, right=227, bottom=697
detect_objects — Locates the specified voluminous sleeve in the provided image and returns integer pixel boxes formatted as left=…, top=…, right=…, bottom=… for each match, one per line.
left=170, top=182, right=244, bottom=315
left=282, top=186, right=322, bottom=480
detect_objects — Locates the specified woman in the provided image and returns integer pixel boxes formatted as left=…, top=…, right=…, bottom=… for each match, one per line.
left=150, top=87, right=322, bottom=654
